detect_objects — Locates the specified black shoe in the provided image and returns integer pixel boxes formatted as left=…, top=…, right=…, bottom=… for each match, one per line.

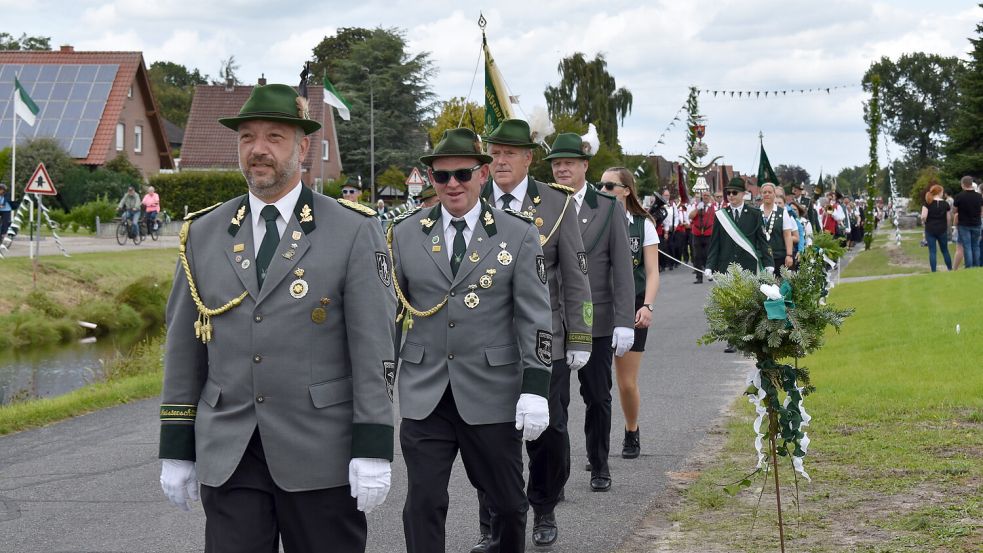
left=622, top=428, right=640, bottom=459
left=724, top=345, right=737, bottom=353
left=693, top=277, right=703, bottom=284
left=532, top=512, right=558, bottom=546
left=590, top=476, right=612, bottom=492
left=469, top=534, right=490, bottom=553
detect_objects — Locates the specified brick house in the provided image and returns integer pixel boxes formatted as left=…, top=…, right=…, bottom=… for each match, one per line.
left=179, top=78, right=342, bottom=186
left=0, top=46, right=174, bottom=177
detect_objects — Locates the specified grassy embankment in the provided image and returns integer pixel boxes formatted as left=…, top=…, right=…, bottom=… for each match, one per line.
left=841, top=227, right=957, bottom=278
left=643, top=267, right=982, bottom=552
left=0, top=249, right=177, bottom=435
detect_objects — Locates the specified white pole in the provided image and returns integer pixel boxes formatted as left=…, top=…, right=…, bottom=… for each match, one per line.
left=11, top=86, right=16, bottom=203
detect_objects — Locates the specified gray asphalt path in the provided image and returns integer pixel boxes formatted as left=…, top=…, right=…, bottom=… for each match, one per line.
left=1, top=234, right=179, bottom=258
left=0, top=265, right=748, bottom=553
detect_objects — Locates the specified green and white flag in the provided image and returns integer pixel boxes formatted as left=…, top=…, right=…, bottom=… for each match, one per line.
left=757, top=140, right=778, bottom=187
left=14, top=77, right=39, bottom=127
left=482, top=33, right=514, bottom=132
left=322, top=75, right=351, bottom=121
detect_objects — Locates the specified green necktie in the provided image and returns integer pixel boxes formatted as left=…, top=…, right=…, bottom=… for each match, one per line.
left=450, top=219, right=468, bottom=277
left=500, top=193, right=516, bottom=211
left=256, top=205, right=280, bottom=288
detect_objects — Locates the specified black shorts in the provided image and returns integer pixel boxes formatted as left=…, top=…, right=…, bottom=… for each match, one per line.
left=630, top=295, right=649, bottom=353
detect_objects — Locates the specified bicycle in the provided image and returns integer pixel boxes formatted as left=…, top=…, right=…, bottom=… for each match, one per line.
left=144, top=212, right=160, bottom=241
left=116, top=211, right=144, bottom=246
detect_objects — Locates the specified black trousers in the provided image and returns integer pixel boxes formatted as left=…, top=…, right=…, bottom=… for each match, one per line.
left=402, top=386, right=527, bottom=553
left=578, top=337, right=614, bottom=478
left=200, top=429, right=366, bottom=553
left=478, top=359, right=571, bottom=532
left=692, top=234, right=711, bottom=274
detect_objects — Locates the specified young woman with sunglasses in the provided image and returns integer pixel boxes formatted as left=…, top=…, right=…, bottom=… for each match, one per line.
left=599, top=167, right=660, bottom=459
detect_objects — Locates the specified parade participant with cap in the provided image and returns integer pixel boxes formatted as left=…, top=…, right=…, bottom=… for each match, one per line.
left=390, top=128, right=553, bottom=553
left=469, top=119, right=592, bottom=550
left=759, top=182, right=796, bottom=276
left=340, top=177, right=362, bottom=202
left=548, top=132, right=634, bottom=494
left=791, top=182, right=820, bottom=236
left=688, top=189, right=716, bottom=284
left=418, top=183, right=438, bottom=207
left=157, top=83, right=396, bottom=553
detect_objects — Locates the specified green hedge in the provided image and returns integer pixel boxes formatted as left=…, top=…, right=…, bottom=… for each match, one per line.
left=149, top=171, right=248, bottom=216
left=47, top=198, right=118, bottom=232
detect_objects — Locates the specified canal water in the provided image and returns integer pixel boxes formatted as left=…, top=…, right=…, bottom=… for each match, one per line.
left=0, top=328, right=161, bottom=405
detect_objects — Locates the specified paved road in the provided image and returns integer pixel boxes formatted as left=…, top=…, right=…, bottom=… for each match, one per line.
left=1, top=234, right=179, bottom=258
left=0, top=266, right=748, bottom=553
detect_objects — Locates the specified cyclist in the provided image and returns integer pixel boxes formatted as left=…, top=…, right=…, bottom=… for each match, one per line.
left=118, top=186, right=141, bottom=239
left=141, top=185, right=160, bottom=233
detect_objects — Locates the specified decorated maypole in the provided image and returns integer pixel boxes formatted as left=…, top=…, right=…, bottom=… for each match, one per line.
left=864, top=75, right=881, bottom=250
left=680, top=86, right=722, bottom=198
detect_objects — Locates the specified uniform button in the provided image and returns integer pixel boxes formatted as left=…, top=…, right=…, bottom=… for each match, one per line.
left=254, top=314, right=262, bottom=322
left=448, top=353, right=455, bottom=360
left=256, top=395, right=264, bottom=403
left=448, top=321, right=455, bottom=328
left=450, top=291, right=456, bottom=297
left=253, top=355, right=262, bottom=363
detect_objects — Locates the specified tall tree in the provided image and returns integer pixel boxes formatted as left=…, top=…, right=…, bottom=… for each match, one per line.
left=943, top=5, right=983, bottom=182
left=863, top=53, right=964, bottom=170
left=0, top=32, right=51, bottom=51
left=310, top=27, right=374, bottom=83
left=148, top=61, right=209, bottom=127
left=310, top=28, right=436, bottom=185
left=774, top=164, right=810, bottom=188
left=544, top=53, right=632, bottom=149
left=428, top=97, right=484, bottom=147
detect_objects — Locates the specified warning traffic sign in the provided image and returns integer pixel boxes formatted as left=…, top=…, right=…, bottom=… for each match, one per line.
left=24, top=162, right=57, bottom=195
left=406, top=167, right=426, bottom=197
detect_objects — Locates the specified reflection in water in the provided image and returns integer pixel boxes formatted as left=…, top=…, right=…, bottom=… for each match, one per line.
left=0, top=327, right=162, bottom=405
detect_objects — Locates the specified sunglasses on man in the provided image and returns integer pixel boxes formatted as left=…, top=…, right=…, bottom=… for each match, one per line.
left=726, top=190, right=742, bottom=196
left=430, top=164, right=483, bottom=185
left=600, top=181, right=627, bottom=191
left=341, top=188, right=359, bottom=195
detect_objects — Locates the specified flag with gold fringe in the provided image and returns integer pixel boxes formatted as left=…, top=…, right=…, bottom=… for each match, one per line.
left=482, top=31, right=514, bottom=132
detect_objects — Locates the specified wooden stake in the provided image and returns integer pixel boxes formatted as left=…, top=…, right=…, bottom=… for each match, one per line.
left=769, top=408, right=787, bottom=553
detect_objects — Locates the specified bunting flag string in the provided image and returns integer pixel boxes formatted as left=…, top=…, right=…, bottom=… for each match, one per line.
left=634, top=98, right=689, bottom=178
left=697, top=83, right=860, bottom=99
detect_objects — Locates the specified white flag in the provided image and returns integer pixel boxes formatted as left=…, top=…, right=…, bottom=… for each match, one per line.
left=322, top=76, right=351, bottom=121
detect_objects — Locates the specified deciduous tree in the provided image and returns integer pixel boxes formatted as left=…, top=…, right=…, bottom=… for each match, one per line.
left=544, top=53, right=632, bottom=149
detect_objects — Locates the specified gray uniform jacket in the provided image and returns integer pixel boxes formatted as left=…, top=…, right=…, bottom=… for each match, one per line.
left=159, top=185, right=396, bottom=492
left=578, top=185, right=635, bottom=337
left=391, top=201, right=553, bottom=425
left=481, top=178, right=593, bottom=359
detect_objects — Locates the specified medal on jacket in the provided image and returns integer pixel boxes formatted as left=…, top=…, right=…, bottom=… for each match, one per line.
left=464, top=284, right=480, bottom=309
left=311, top=297, right=330, bottom=324
left=497, top=243, right=512, bottom=266
left=479, top=268, right=495, bottom=289
left=290, top=268, right=309, bottom=299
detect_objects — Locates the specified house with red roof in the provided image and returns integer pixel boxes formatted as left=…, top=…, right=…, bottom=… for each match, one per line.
left=0, top=45, right=174, bottom=177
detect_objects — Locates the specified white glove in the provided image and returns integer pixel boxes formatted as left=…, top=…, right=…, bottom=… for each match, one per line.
left=348, top=458, right=391, bottom=514
left=515, top=393, right=549, bottom=441
left=612, top=326, right=635, bottom=357
left=697, top=201, right=705, bottom=210
left=759, top=284, right=782, bottom=300
left=565, top=350, right=590, bottom=371
left=160, top=459, right=199, bottom=511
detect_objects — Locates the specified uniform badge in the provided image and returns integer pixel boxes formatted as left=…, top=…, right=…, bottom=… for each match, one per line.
left=233, top=243, right=245, bottom=253
left=292, top=231, right=302, bottom=241
left=420, top=217, right=435, bottom=229
left=464, top=284, right=480, bottom=309
left=231, top=206, right=246, bottom=226
left=535, top=217, right=544, bottom=228
left=235, top=255, right=242, bottom=263
left=633, top=258, right=640, bottom=267
left=577, top=252, right=588, bottom=274
left=383, top=361, right=396, bottom=401
left=432, top=245, right=442, bottom=253
left=299, top=205, right=313, bottom=223
left=376, top=252, right=392, bottom=287
left=432, top=235, right=440, bottom=244
left=536, top=330, right=553, bottom=365
left=479, top=274, right=493, bottom=289
left=241, top=259, right=251, bottom=269
left=497, top=250, right=513, bottom=266
left=532, top=195, right=541, bottom=205
left=540, top=234, right=548, bottom=246
left=311, top=307, right=326, bottom=324
left=536, top=255, right=547, bottom=284
left=583, top=301, right=594, bottom=326
left=290, top=270, right=309, bottom=298
left=468, top=251, right=480, bottom=263
left=629, top=236, right=640, bottom=254
left=483, top=211, right=495, bottom=227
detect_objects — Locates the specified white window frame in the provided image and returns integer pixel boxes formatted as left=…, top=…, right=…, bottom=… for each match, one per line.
left=322, top=139, right=329, bottom=161
left=134, top=125, right=143, bottom=153
left=116, top=123, right=125, bottom=151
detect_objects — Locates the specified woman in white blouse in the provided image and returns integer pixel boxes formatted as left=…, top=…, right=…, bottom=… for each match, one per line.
left=599, top=167, right=660, bottom=460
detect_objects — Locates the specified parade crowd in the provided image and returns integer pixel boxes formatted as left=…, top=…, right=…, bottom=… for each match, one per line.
left=152, top=83, right=969, bottom=553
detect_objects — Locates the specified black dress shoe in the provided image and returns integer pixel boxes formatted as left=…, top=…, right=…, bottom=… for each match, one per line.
left=590, top=476, right=612, bottom=492
left=622, top=427, right=640, bottom=459
left=469, top=533, right=490, bottom=553
left=693, top=276, right=703, bottom=284
left=532, top=512, right=558, bottom=546
left=724, top=345, right=737, bottom=353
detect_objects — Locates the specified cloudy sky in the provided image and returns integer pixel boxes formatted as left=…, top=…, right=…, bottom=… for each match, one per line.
left=3, top=0, right=980, bottom=178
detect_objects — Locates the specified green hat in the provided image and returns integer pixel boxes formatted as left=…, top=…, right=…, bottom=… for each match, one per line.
left=219, top=84, right=321, bottom=135
left=420, top=128, right=492, bottom=166
left=483, top=119, right=537, bottom=148
left=544, top=133, right=591, bottom=160
left=419, top=183, right=436, bottom=200
left=725, top=177, right=746, bottom=192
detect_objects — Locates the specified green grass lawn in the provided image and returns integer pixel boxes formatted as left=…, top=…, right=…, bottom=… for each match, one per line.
left=842, top=228, right=958, bottom=278
left=661, top=270, right=983, bottom=552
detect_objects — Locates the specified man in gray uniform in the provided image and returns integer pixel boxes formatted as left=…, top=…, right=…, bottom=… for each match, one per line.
left=391, top=128, right=553, bottom=553
left=470, top=119, right=592, bottom=550
left=157, top=84, right=396, bottom=553
left=548, top=132, right=635, bottom=493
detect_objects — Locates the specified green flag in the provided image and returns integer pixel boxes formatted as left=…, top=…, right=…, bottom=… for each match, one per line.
left=322, top=75, right=351, bottom=121
left=14, top=77, right=39, bottom=127
left=482, top=33, right=513, bottom=132
left=757, top=141, right=778, bottom=187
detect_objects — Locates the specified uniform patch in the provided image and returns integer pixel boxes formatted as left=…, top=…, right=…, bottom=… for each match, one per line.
left=384, top=361, right=396, bottom=401
left=376, top=252, right=392, bottom=287
left=536, top=255, right=547, bottom=284
left=629, top=236, right=640, bottom=254
left=577, top=252, right=588, bottom=274
left=583, top=301, right=594, bottom=327
left=536, top=330, right=553, bottom=366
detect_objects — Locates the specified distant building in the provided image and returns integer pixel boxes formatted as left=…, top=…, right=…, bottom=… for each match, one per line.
left=180, top=78, right=342, bottom=186
left=0, top=46, right=175, bottom=177
left=161, top=118, right=184, bottom=154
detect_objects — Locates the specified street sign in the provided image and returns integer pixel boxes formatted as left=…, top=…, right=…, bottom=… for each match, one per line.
left=24, top=162, right=57, bottom=195
left=406, top=167, right=426, bottom=197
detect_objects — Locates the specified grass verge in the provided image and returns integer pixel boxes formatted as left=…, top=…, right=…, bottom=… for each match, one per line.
left=842, top=228, right=957, bottom=279
left=633, top=269, right=983, bottom=552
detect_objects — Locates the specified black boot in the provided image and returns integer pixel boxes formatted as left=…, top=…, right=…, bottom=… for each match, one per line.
left=532, top=511, right=558, bottom=546
left=469, top=533, right=490, bottom=553
left=622, top=427, right=640, bottom=459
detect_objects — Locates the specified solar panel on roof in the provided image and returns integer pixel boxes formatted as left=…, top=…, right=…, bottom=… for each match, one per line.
left=0, top=63, right=119, bottom=159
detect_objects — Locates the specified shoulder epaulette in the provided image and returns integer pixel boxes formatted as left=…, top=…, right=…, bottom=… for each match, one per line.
left=502, top=208, right=534, bottom=223
left=183, top=202, right=222, bottom=221
left=338, top=198, right=378, bottom=217
left=547, top=182, right=574, bottom=195
left=393, top=206, right=423, bottom=225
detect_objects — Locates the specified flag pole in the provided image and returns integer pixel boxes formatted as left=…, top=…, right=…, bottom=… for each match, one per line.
left=11, top=77, right=16, bottom=203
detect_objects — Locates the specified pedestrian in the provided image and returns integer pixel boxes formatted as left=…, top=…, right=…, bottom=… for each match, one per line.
left=705, top=177, right=772, bottom=353
left=418, top=183, right=438, bottom=208
left=157, top=83, right=396, bottom=553
left=390, top=127, right=553, bottom=553
left=470, top=119, right=592, bottom=550
left=141, top=185, right=160, bottom=232
left=340, top=177, right=361, bottom=202
left=920, top=183, right=953, bottom=272
left=759, top=183, right=795, bottom=276
left=0, top=183, right=11, bottom=238
left=599, top=166, right=659, bottom=461
left=952, top=176, right=982, bottom=268
left=118, top=186, right=141, bottom=239
left=688, top=189, right=715, bottom=283
left=547, top=132, right=635, bottom=493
